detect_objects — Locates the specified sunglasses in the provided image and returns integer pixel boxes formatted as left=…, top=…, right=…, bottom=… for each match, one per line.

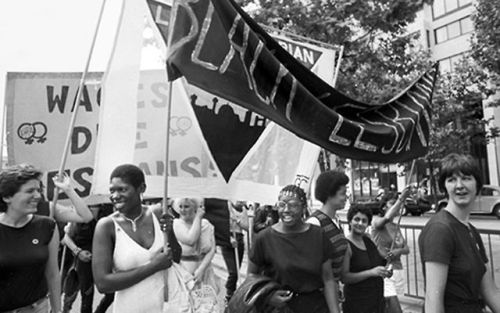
left=275, top=200, right=303, bottom=210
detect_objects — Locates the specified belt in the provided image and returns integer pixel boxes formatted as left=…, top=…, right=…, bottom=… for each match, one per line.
left=180, top=254, right=204, bottom=262
left=291, top=288, right=323, bottom=297
left=2, top=297, right=47, bottom=313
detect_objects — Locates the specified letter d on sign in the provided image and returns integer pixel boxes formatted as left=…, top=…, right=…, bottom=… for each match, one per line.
left=71, top=126, right=92, bottom=154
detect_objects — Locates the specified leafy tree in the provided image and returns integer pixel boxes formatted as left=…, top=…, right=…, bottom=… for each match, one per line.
left=423, top=55, right=499, bottom=196
left=471, top=0, right=500, bottom=78
left=240, top=0, right=433, bottom=103
left=429, top=57, right=498, bottom=160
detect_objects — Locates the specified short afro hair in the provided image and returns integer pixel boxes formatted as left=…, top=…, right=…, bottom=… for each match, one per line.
left=438, top=153, right=482, bottom=195
left=314, top=170, right=349, bottom=203
left=110, top=164, right=145, bottom=189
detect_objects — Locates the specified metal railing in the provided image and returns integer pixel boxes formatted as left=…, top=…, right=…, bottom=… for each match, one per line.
left=339, top=220, right=500, bottom=299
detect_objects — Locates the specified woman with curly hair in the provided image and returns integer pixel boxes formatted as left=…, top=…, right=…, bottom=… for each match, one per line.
left=342, top=204, right=390, bottom=313
left=165, top=197, right=224, bottom=312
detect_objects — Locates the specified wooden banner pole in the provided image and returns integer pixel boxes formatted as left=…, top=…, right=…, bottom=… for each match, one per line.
left=52, top=0, right=108, bottom=211
left=388, top=159, right=416, bottom=264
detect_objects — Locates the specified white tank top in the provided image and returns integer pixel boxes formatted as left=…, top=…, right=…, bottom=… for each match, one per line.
left=111, top=211, right=165, bottom=313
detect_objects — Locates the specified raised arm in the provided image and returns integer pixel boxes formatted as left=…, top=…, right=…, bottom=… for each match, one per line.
left=51, top=173, right=92, bottom=223
left=92, top=217, right=172, bottom=293
left=372, top=186, right=411, bottom=229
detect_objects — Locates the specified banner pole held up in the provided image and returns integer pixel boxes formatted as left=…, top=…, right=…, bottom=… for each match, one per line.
left=388, top=159, right=416, bottom=265
left=51, top=0, right=108, bottom=210
left=162, top=0, right=179, bottom=301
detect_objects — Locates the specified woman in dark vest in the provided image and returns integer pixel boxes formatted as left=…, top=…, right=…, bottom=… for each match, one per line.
left=341, top=204, right=390, bottom=313
left=0, top=164, right=61, bottom=313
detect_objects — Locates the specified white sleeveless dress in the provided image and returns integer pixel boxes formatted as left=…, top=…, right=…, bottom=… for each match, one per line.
left=112, top=212, right=165, bottom=313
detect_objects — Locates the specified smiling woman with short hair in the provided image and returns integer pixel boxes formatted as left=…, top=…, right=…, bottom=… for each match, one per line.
left=0, top=164, right=61, bottom=313
left=419, top=153, right=500, bottom=313
left=92, top=164, right=178, bottom=313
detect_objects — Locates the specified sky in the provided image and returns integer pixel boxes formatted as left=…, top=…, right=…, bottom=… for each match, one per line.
left=0, top=0, right=124, bottom=146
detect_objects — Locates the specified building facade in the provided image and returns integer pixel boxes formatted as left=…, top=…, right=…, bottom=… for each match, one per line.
left=349, top=0, right=499, bottom=201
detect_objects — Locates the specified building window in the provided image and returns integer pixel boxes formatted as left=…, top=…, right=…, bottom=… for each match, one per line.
left=439, top=53, right=464, bottom=72
left=447, top=20, right=461, bottom=38
left=435, top=26, right=448, bottom=43
left=445, top=0, right=458, bottom=12
left=432, top=0, right=472, bottom=19
left=432, top=0, right=446, bottom=18
left=434, top=16, right=473, bottom=44
left=460, top=16, right=474, bottom=33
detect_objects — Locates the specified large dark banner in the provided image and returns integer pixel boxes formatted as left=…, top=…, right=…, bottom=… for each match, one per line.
left=162, top=0, right=438, bottom=164
left=148, top=0, right=268, bottom=181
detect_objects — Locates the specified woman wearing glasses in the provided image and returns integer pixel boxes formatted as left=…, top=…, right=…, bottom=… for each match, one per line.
left=248, top=185, right=339, bottom=313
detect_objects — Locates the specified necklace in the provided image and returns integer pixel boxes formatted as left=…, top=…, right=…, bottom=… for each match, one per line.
left=121, top=208, right=144, bottom=232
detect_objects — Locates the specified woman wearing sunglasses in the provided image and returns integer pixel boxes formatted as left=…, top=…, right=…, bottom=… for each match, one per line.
left=248, top=184, right=339, bottom=313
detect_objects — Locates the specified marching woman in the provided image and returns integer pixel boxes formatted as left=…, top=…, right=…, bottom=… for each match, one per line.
left=341, top=204, right=390, bottom=313
left=248, top=185, right=339, bottom=313
left=0, top=164, right=61, bottom=313
left=165, top=197, right=224, bottom=313
left=371, top=187, right=411, bottom=313
left=419, top=154, right=500, bottom=313
left=92, top=164, right=178, bottom=313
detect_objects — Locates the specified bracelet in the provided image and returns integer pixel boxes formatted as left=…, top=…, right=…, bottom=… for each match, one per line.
left=74, top=248, right=82, bottom=256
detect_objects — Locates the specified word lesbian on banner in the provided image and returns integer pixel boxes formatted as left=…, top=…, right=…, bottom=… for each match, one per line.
left=165, top=0, right=438, bottom=164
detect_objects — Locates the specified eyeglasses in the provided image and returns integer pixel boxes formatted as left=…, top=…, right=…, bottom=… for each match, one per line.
left=275, top=200, right=302, bottom=210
